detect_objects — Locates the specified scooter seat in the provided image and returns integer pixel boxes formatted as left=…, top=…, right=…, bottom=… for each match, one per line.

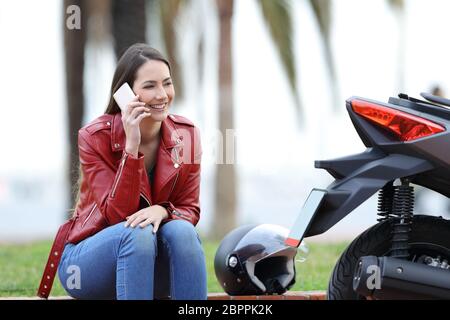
left=421, top=92, right=450, bottom=108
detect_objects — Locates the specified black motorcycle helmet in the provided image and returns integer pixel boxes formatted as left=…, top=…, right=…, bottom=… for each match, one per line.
left=214, top=224, right=299, bottom=295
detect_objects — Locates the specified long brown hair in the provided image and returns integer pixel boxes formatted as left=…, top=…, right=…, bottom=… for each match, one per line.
left=71, top=44, right=171, bottom=217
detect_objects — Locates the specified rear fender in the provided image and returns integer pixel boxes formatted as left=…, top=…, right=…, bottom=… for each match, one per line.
left=305, top=149, right=433, bottom=237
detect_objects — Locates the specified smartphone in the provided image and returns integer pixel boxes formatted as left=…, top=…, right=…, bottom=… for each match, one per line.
left=113, top=82, right=136, bottom=112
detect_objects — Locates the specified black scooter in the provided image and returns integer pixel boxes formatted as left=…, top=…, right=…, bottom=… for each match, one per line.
left=286, top=93, right=450, bottom=299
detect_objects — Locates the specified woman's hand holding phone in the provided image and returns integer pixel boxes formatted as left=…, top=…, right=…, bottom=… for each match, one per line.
left=121, top=95, right=152, bottom=157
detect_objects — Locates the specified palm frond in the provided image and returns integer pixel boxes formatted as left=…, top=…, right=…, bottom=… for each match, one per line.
left=309, top=0, right=339, bottom=110
left=257, top=0, right=301, bottom=115
left=310, top=0, right=331, bottom=42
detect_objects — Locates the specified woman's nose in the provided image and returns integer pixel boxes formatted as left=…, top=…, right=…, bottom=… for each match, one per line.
left=155, top=85, right=168, bottom=100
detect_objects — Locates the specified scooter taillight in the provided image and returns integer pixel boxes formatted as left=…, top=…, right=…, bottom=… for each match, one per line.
left=351, top=99, right=445, bottom=141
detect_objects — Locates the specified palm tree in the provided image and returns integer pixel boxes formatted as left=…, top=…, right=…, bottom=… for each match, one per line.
left=213, top=0, right=335, bottom=239
left=64, top=0, right=87, bottom=215
left=214, top=0, right=236, bottom=239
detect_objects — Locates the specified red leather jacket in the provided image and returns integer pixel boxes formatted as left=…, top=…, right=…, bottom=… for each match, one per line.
left=38, top=112, right=201, bottom=298
left=69, top=112, right=202, bottom=243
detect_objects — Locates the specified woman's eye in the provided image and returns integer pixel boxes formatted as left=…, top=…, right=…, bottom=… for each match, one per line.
left=164, top=82, right=172, bottom=86
left=144, top=85, right=155, bottom=89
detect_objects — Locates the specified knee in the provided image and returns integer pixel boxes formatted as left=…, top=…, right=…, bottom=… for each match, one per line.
left=119, top=223, right=157, bottom=254
left=161, top=220, right=201, bottom=249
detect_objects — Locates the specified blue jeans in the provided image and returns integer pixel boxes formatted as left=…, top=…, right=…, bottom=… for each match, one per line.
left=58, top=219, right=207, bottom=300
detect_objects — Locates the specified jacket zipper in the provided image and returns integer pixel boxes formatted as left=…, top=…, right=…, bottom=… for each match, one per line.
left=140, top=192, right=151, bottom=206
left=82, top=203, right=97, bottom=228
left=111, top=154, right=127, bottom=198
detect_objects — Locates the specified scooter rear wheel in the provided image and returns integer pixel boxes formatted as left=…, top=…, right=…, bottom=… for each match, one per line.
left=327, top=215, right=450, bottom=299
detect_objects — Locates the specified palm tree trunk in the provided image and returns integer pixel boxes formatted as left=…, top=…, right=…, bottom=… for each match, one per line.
left=213, top=0, right=236, bottom=239
left=160, top=0, right=184, bottom=100
left=64, top=0, right=87, bottom=216
left=111, top=0, right=147, bottom=59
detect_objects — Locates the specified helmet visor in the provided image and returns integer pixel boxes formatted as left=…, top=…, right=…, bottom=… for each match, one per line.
left=233, top=224, right=297, bottom=264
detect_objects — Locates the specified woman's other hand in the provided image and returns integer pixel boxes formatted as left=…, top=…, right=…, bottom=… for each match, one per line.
left=124, top=205, right=169, bottom=233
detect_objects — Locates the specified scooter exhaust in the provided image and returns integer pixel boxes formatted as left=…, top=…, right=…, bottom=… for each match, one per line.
left=353, top=255, right=450, bottom=299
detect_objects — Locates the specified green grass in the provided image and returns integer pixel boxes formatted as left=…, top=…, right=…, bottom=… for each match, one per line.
left=0, top=240, right=348, bottom=297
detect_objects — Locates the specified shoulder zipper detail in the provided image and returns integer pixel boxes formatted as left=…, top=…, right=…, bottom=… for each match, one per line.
left=82, top=203, right=98, bottom=228
left=111, top=153, right=128, bottom=198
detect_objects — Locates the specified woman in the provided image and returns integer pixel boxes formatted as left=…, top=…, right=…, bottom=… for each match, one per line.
left=38, top=43, right=207, bottom=300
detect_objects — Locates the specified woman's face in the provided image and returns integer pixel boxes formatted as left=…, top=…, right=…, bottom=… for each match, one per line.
left=132, top=59, right=174, bottom=122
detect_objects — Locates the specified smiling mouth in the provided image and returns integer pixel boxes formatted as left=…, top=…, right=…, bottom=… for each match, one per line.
left=147, top=103, right=167, bottom=111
